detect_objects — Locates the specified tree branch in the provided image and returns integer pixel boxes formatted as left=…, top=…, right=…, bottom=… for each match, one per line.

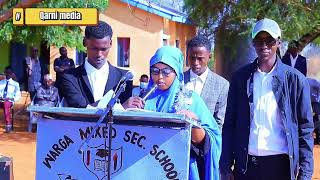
left=0, top=0, right=44, bottom=23
left=285, top=22, right=320, bottom=53
left=0, top=0, right=8, bottom=8
left=298, top=23, right=320, bottom=50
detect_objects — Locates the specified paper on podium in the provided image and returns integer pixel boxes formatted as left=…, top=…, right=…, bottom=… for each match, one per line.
left=126, top=107, right=153, bottom=112
left=97, top=90, right=114, bottom=108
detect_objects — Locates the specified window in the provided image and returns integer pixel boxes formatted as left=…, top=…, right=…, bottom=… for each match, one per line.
left=162, top=34, right=170, bottom=46
left=117, top=38, right=130, bottom=67
left=176, top=40, right=180, bottom=48
left=163, top=39, right=168, bottom=46
left=186, top=40, right=189, bottom=66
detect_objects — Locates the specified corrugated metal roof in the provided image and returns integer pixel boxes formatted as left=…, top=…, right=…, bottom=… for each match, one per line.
left=120, top=0, right=191, bottom=24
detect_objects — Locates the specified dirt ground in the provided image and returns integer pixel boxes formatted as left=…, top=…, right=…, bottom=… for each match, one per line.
left=0, top=95, right=319, bottom=180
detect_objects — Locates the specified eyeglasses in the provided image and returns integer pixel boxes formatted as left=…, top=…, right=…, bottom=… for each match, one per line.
left=252, top=37, right=277, bottom=47
left=150, top=67, right=174, bottom=77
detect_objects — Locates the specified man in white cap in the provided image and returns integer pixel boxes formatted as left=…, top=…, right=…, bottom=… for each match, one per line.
left=220, top=18, right=314, bottom=180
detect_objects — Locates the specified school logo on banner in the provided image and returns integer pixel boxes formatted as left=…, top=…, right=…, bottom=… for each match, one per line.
left=82, top=144, right=123, bottom=180
left=57, top=173, right=77, bottom=180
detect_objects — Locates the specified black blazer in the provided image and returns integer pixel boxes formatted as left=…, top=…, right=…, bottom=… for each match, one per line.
left=60, top=63, right=132, bottom=108
left=282, top=54, right=307, bottom=76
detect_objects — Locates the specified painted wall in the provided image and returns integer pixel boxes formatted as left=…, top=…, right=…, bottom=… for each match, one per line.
left=102, top=0, right=196, bottom=84
left=48, top=0, right=196, bottom=85
left=101, top=0, right=164, bottom=85
left=0, top=43, right=10, bottom=73
left=0, top=42, right=43, bottom=85
left=166, top=20, right=196, bottom=69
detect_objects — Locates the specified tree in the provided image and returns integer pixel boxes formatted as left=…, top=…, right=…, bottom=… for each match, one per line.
left=185, top=0, right=320, bottom=49
left=184, top=0, right=320, bottom=77
left=0, top=0, right=108, bottom=50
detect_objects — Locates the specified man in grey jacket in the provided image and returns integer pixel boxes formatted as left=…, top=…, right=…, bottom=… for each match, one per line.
left=184, top=35, right=229, bottom=130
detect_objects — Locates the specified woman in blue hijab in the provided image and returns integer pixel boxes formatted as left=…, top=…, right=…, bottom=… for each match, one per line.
left=144, top=46, right=222, bottom=180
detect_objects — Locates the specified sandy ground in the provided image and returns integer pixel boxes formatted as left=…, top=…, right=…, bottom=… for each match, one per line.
left=0, top=95, right=319, bottom=180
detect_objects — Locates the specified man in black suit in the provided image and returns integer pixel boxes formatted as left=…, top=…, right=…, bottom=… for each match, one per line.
left=282, top=40, right=307, bottom=76
left=61, top=21, right=143, bottom=108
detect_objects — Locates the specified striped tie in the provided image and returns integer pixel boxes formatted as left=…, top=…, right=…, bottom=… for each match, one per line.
left=3, top=80, right=9, bottom=98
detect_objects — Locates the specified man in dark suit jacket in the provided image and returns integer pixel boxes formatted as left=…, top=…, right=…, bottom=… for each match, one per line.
left=282, top=40, right=307, bottom=76
left=61, top=21, right=143, bottom=109
left=184, top=35, right=229, bottom=130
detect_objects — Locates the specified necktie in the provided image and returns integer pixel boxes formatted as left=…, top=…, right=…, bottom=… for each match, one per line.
left=3, top=80, right=9, bottom=98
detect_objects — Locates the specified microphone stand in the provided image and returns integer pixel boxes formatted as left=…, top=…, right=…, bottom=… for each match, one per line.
left=78, top=82, right=127, bottom=180
left=106, top=105, right=113, bottom=180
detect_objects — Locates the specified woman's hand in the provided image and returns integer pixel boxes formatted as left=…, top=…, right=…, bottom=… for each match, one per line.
left=176, top=109, right=198, bottom=120
left=123, top=97, right=144, bottom=109
left=176, top=110, right=205, bottom=144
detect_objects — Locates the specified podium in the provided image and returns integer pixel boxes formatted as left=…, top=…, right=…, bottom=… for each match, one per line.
left=28, top=106, right=199, bottom=180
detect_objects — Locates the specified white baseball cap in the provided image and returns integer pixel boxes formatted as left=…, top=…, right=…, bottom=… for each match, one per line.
left=252, top=18, right=281, bottom=39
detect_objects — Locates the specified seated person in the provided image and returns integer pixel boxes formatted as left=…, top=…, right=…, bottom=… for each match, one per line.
left=34, top=74, right=59, bottom=107
left=142, top=46, right=221, bottom=179
left=0, top=66, right=21, bottom=133
left=132, top=74, right=149, bottom=97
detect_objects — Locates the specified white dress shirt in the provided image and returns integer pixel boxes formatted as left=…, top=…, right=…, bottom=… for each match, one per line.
left=185, top=68, right=209, bottom=95
left=0, top=78, right=21, bottom=103
left=248, top=62, right=288, bottom=156
left=290, top=54, right=298, bottom=68
left=84, top=59, right=109, bottom=102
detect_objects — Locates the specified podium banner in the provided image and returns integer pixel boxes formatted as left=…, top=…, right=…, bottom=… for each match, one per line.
left=36, top=117, right=191, bottom=180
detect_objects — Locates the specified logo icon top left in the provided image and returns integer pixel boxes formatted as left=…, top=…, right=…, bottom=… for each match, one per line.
left=13, top=8, right=24, bottom=25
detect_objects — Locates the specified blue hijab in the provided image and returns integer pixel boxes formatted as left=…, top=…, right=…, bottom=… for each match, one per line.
left=144, top=46, right=222, bottom=180
left=144, top=46, right=183, bottom=113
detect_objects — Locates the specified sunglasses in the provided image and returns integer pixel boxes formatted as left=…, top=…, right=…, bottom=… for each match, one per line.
left=150, top=67, right=174, bottom=77
left=252, top=37, right=277, bottom=47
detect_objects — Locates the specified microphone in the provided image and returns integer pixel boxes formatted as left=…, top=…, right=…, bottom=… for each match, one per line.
left=114, top=71, right=134, bottom=97
left=141, top=84, right=158, bottom=101
left=120, top=71, right=134, bottom=82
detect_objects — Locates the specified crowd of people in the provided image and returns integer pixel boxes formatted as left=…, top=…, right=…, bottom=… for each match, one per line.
left=1, top=18, right=319, bottom=179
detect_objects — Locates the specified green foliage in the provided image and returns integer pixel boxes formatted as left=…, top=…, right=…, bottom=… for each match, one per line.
left=184, top=0, right=320, bottom=44
left=0, top=0, right=109, bottom=50
left=208, top=51, right=215, bottom=70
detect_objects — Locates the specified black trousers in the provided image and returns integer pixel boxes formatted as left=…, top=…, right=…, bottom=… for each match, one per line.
left=235, top=154, right=291, bottom=180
